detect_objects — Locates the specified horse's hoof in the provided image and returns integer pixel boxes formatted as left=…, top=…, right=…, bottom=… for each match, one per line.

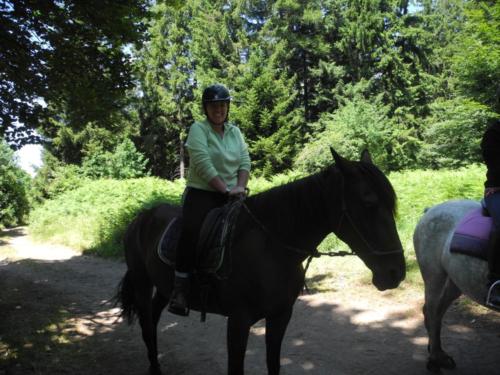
left=426, top=354, right=456, bottom=372
left=439, top=355, right=456, bottom=370
left=149, top=364, right=162, bottom=375
left=426, top=359, right=442, bottom=373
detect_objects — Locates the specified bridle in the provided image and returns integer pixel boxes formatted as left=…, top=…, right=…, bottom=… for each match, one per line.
left=241, top=171, right=403, bottom=292
left=333, top=173, right=404, bottom=257
left=242, top=172, right=403, bottom=259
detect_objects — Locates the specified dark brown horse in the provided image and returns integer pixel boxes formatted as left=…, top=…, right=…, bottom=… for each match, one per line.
left=115, top=149, right=406, bottom=375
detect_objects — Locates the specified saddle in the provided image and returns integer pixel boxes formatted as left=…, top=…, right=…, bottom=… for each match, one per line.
left=157, top=198, right=243, bottom=279
left=449, top=206, right=493, bottom=260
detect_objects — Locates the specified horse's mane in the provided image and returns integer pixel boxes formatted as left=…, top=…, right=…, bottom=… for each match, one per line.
left=246, top=170, right=328, bottom=216
left=246, top=161, right=397, bottom=220
left=244, top=170, right=331, bottom=243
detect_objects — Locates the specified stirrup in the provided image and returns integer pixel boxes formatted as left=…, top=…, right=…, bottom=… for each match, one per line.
left=167, top=290, right=190, bottom=316
left=168, top=301, right=190, bottom=316
left=167, top=276, right=190, bottom=316
left=486, top=280, right=500, bottom=309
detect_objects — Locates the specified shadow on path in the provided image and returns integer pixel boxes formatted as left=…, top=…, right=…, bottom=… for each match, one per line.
left=0, top=253, right=499, bottom=374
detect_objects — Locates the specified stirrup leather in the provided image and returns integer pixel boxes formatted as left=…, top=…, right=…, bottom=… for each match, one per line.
left=486, top=279, right=500, bottom=309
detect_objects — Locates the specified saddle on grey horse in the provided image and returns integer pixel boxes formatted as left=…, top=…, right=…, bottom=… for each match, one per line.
left=450, top=205, right=493, bottom=260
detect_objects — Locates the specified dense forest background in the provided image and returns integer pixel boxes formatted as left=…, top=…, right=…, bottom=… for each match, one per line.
left=1, top=0, right=499, bottom=229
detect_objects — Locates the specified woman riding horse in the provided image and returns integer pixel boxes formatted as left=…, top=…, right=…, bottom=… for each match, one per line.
left=118, top=148, right=405, bottom=375
left=481, top=119, right=500, bottom=308
left=168, top=83, right=251, bottom=316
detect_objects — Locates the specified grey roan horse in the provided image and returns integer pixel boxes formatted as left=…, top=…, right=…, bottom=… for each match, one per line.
left=414, top=199, right=498, bottom=372
left=115, top=149, right=406, bottom=375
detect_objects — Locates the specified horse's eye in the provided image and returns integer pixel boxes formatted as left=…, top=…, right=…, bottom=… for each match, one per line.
left=363, top=194, right=378, bottom=209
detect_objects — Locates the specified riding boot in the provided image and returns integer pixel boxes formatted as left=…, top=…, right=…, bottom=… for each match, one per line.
left=486, top=229, right=500, bottom=309
left=168, top=275, right=190, bottom=316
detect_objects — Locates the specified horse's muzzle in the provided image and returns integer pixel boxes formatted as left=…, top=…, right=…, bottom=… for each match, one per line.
left=372, top=254, right=406, bottom=291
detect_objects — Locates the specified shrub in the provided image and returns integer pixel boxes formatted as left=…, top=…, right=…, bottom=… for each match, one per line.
left=81, top=139, right=149, bottom=179
left=418, top=98, right=498, bottom=168
left=295, top=96, right=418, bottom=173
left=30, top=139, right=150, bottom=207
left=30, top=152, right=87, bottom=206
left=29, top=177, right=185, bottom=256
left=0, top=139, right=31, bottom=228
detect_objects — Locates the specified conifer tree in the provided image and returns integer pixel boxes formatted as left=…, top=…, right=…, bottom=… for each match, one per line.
left=261, top=0, right=333, bottom=122
left=135, top=2, right=196, bottom=178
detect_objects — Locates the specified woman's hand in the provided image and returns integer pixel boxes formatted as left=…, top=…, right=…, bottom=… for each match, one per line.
left=228, top=186, right=246, bottom=197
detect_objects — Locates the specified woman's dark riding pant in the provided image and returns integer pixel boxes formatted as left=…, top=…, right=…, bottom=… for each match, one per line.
left=175, top=187, right=227, bottom=273
left=485, top=192, right=500, bottom=279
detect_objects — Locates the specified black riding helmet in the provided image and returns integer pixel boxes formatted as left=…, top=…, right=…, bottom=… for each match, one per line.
left=202, top=84, right=231, bottom=103
left=202, top=84, right=231, bottom=122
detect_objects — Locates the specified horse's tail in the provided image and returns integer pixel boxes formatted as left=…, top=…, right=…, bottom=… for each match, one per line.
left=114, top=269, right=139, bottom=325
left=114, top=209, right=151, bottom=325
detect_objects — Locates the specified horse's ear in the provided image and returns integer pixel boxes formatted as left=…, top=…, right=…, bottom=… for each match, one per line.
left=330, top=147, right=346, bottom=170
left=360, top=149, right=373, bottom=164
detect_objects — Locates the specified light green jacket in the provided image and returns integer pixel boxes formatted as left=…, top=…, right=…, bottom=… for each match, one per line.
left=185, top=119, right=251, bottom=191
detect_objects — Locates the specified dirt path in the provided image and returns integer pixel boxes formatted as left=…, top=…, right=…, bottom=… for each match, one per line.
left=1, top=228, right=499, bottom=375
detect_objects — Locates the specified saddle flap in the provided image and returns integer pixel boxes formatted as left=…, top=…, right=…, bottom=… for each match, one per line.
left=197, top=206, right=227, bottom=273
left=196, top=199, right=243, bottom=277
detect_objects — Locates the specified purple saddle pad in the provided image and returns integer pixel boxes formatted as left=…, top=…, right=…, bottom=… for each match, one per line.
left=450, top=208, right=493, bottom=260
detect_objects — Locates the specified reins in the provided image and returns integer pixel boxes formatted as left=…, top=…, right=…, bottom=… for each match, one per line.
left=242, top=198, right=356, bottom=294
left=242, top=202, right=353, bottom=258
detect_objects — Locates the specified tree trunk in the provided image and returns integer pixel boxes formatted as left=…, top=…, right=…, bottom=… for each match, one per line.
left=179, top=132, right=185, bottom=180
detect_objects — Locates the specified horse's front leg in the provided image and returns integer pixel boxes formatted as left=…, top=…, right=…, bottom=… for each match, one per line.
left=227, top=311, right=252, bottom=375
left=265, top=307, right=293, bottom=375
left=424, top=276, right=461, bottom=373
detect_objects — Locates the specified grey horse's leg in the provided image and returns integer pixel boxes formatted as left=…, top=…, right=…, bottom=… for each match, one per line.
left=423, top=276, right=461, bottom=372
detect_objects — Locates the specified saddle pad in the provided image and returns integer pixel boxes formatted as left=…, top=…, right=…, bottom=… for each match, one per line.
left=449, top=208, right=493, bottom=261
left=158, top=217, right=182, bottom=266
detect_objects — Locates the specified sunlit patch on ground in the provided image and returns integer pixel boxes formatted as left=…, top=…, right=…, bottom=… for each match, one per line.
left=250, top=326, right=265, bottom=336
left=411, top=336, right=428, bottom=345
left=49, top=307, right=123, bottom=339
left=292, top=338, right=305, bottom=346
left=10, top=234, right=78, bottom=261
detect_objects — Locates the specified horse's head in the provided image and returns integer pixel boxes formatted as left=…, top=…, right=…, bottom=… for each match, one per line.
left=326, top=148, right=405, bottom=291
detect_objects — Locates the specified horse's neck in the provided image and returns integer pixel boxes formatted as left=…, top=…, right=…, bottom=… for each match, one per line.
left=247, top=173, right=337, bottom=254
